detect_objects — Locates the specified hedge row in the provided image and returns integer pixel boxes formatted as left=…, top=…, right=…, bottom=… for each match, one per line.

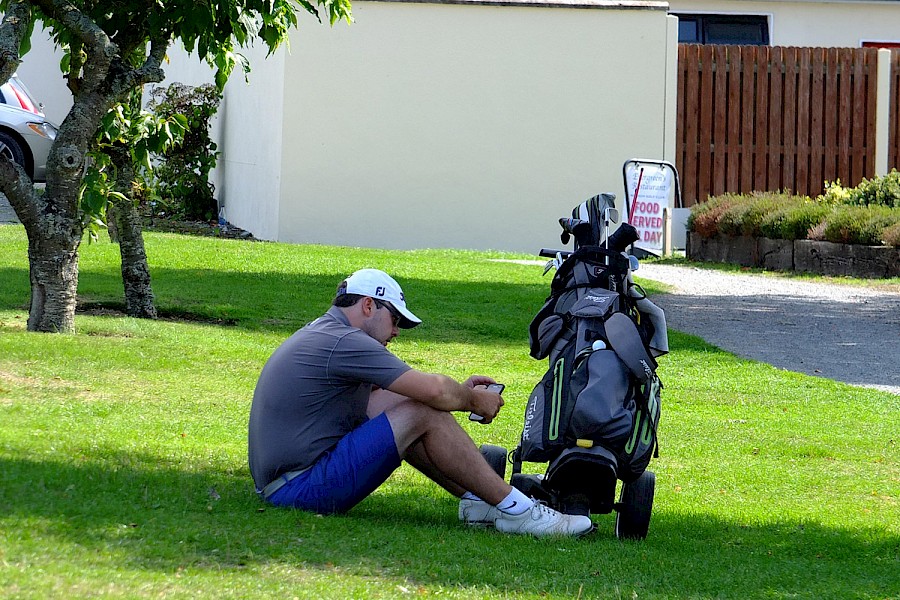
left=688, top=172, right=900, bottom=247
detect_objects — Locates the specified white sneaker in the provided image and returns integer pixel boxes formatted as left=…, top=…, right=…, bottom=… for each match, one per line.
left=494, top=502, right=594, bottom=537
left=459, top=498, right=501, bottom=526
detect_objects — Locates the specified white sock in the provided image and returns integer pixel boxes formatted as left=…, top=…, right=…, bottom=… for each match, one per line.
left=496, top=487, right=533, bottom=515
left=461, top=491, right=481, bottom=501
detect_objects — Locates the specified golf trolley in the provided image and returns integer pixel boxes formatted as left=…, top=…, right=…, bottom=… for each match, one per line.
left=481, top=191, right=669, bottom=540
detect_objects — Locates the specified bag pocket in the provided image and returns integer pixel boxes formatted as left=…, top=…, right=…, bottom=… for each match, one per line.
left=569, top=349, right=633, bottom=448
left=532, top=314, right=565, bottom=360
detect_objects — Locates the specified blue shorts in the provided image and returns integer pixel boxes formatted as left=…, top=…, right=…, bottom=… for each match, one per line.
left=267, top=412, right=401, bottom=514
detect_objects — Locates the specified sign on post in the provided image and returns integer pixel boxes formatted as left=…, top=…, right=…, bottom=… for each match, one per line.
left=623, top=161, right=678, bottom=255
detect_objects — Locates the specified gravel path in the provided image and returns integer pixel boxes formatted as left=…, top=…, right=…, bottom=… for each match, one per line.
left=636, top=263, right=900, bottom=395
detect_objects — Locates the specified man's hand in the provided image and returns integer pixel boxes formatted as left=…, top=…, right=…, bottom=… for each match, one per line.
left=468, top=382, right=504, bottom=424
left=464, top=375, right=496, bottom=389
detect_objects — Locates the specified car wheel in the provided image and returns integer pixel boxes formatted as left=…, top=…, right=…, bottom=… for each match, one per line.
left=479, top=444, right=508, bottom=480
left=0, top=131, right=26, bottom=173
left=615, top=470, right=655, bottom=540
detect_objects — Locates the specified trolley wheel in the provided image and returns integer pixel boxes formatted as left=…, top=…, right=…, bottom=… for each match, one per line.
left=480, top=444, right=508, bottom=479
left=615, top=470, right=655, bottom=540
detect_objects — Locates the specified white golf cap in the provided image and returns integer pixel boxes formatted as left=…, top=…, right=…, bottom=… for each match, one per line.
left=338, top=268, right=422, bottom=329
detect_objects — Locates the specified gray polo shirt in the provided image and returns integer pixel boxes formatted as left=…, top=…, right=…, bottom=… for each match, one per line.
left=248, top=307, right=411, bottom=490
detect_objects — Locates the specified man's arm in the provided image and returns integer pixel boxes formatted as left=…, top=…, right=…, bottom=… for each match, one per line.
left=387, top=370, right=504, bottom=423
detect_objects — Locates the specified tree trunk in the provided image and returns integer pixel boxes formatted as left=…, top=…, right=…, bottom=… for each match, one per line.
left=111, top=198, right=157, bottom=318
left=109, top=145, right=157, bottom=319
left=0, top=157, right=82, bottom=334
left=0, top=6, right=169, bottom=334
left=26, top=224, right=81, bottom=333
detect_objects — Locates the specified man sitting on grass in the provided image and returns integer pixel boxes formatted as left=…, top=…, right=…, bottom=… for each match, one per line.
left=248, top=268, right=592, bottom=537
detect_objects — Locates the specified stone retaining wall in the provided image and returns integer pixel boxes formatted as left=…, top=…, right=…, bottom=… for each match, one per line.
left=687, top=233, right=900, bottom=278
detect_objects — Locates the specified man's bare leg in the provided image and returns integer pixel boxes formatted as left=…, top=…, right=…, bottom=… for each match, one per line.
left=367, top=389, right=594, bottom=536
left=404, top=441, right=468, bottom=497
left=368, top=390, right=466, bottom=497
left=368, top=389, right=510, bottom=505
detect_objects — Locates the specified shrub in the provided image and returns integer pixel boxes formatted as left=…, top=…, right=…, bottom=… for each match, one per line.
left=688, top=194, right=744, bottom=238
left=819, top=179, right=853, bottom=206
left=715, top=196, right=755, bottom=236
left=819, top=205, right=900, bottom=245
left=821, top=171, right=900, bottom=209
left=147, top=83, right=223, bottom=221
left=883, top=222, right=900, bottom=247
left=759, top=200, right=830, bottom=240
left=807, top=220, right=827, bottom=241
left=689, top=187, right=900, bottom=245
left=690, top=191, right=816, bottom=239
left=739, top=192, right=806, bottom=237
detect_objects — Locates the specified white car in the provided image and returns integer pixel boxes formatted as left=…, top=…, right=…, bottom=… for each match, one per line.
left=0, top=75, right=58, bottom=182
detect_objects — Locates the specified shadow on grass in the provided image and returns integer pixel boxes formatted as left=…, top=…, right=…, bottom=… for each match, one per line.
left=2, top=455, right=896, bottom=598
left=0, top=265, right=550, bottom=344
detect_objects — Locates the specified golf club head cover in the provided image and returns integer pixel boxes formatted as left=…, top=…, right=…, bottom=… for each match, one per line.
left=607, top=223, right=640, bottom=253
left=559, top=218, right=593, bottom=247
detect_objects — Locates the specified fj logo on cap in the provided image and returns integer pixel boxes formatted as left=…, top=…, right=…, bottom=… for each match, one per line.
left=375, top=287, right=386, bottom=297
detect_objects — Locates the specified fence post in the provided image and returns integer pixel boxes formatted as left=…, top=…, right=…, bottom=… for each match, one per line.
left=664, top=15, right=679, bottom=166
left=663, top=15, right=679, bottom=255
left=875, top=48, right=892, bottom=176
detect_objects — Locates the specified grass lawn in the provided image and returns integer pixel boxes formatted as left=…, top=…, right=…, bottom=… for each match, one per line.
left=0, top=224, right=897, bottom=599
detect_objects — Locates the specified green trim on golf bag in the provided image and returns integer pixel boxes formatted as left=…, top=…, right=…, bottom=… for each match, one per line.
left=519, top=341, right=578, bottom=463
left=549, top=357, right=565, bottom=441
left=619, top=373, right=662, bottom=482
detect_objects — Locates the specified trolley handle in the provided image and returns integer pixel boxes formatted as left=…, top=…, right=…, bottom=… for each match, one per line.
left=539, top=248, right=572, bottom=259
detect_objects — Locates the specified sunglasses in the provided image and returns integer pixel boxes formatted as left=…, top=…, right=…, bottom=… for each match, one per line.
left=374, top=299, right=402, bottom=327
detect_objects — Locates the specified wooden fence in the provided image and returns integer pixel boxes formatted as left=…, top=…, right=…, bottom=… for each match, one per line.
left=676, top=44, right=880, bottom=207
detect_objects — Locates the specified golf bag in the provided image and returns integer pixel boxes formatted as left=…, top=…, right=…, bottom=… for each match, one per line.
left=513, top=194, right=668, bottom=485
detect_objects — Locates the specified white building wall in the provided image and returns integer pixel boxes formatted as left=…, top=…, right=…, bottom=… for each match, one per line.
left=19, top=1, right=676, bottom=253
left=216, top=46, right=286, bottom=240
left=668, top=0, right=900, bottom=47
left=270, top=0, right=674, bottom=253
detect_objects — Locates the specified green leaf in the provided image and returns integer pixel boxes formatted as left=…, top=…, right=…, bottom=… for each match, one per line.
left=18, top=17, right=35, bottom=56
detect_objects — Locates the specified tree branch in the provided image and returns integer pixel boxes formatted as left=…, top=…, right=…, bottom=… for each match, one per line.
left=0, top=1, right=33, bottom=86
left=0, top=158, right=42, bottom=227
left=134, top=34, right=168, bottom=86
left=65, top=39, right=84, bottom=95
left=31, top=0, right=117, bottom=91
left=108, top=34, right=168, bottom=99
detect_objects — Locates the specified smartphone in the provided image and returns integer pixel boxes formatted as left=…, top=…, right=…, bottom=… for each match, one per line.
left=469, top=383, right=504, bottom=422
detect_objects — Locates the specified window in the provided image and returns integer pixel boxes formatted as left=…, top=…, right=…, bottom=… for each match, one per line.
left=862, top=41, right=900, bottom=49
left=674, top=14, right=770, bottom=46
